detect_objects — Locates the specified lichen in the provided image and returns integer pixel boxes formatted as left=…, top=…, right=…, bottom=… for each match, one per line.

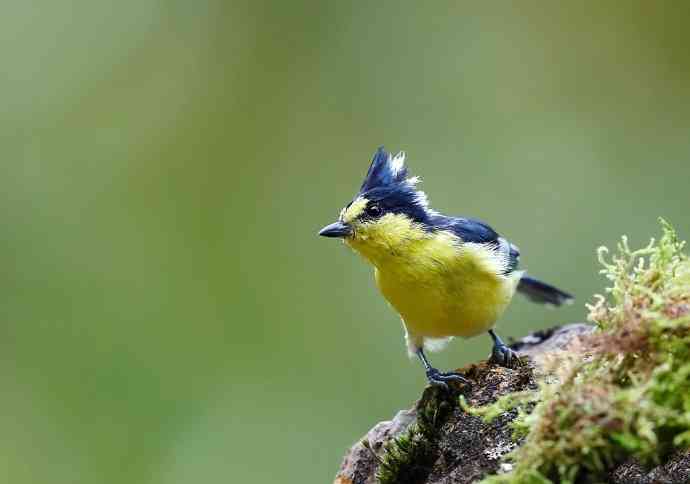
left=477, top=219, right=690, bottom=484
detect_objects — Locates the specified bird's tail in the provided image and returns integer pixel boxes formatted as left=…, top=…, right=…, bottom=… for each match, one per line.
left=517, top=275, right=573, bottom=306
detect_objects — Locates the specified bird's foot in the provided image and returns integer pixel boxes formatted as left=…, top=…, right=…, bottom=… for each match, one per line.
left=490, top=342, right=523, bottom=368
left=425, top=368, right=471, bottom=390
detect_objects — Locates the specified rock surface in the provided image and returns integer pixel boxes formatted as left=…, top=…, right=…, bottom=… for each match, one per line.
left=333, top=324, right=690, bottom=484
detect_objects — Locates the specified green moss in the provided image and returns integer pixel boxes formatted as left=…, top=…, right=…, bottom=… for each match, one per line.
left=477, top=219, right=690, bottom=484
left=366, top=385, right=459, bottom=484
left=460, top=390, right=537, bottom=440
left=365, top=426, right=435, bottom=484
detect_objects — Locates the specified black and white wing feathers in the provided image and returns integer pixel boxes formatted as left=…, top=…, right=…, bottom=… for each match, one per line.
left=431, top=215, right=520, bottom=274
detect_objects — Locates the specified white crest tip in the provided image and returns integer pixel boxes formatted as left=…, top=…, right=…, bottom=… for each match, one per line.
left=390, top=151, right=406, bottom=175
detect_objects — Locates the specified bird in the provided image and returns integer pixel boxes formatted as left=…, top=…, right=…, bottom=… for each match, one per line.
left=318, top=147, right=573, bottom=388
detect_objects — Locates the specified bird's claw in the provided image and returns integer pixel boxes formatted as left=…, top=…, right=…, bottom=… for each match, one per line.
left=490, top=343, right=522, bottom=368
left=425, top=368, right=471, bottom=390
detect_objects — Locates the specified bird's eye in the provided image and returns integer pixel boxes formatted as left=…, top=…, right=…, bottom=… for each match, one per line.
left=366, top=204, right=382, bottom=217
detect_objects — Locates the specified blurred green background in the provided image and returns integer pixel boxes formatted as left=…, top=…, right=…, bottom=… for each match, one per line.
left=2, top=2, right=689, bottom=483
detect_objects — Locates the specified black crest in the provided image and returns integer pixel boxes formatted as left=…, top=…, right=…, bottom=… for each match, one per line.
left=359, top=147, right=408, bottom=193
left=355, top=147, right=431, bottom=224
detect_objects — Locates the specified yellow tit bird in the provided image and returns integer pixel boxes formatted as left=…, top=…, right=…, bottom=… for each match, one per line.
left=319, top=147, right=573, bottom=388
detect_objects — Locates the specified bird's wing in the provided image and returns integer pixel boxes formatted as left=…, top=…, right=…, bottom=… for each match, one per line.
left=443, top=217, right=500, bottom=244
left=437, top=216, right=520, bottom=274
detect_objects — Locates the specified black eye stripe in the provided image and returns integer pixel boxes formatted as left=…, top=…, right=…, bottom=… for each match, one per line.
left=358, top=203, right=383, bottom=221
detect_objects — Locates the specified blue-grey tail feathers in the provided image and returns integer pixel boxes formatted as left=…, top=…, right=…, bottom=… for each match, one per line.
left=517, top=275, right=573, bottom=306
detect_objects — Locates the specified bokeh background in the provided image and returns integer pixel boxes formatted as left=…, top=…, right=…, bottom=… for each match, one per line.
left=2, top=2, right=689, bottom=483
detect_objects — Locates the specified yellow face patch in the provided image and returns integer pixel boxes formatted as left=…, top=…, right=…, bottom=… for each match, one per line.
left=341, top=197, right=368, bottom=224
left=345, top=212, right=430, bottom=264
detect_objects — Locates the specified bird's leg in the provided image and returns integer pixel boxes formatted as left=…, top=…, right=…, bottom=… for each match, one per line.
left=488, top=329, right=521, bottom=368
left=416, top=348, right=470, bottom=389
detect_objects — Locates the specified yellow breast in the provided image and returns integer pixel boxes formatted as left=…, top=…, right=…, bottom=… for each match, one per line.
left=344, top=212, right=521, bottom=339
left=371, top=233, right=522, bottom=338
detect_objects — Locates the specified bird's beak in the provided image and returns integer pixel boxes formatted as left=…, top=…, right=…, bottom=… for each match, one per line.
left=318, top=220, right=352, bottom=238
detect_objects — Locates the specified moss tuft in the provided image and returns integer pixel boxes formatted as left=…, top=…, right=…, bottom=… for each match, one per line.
left=372, top=385, right=458, bottom=484
left=478, top=219, right=690, bottom=484
left=460, top=389, right=538, bottom=440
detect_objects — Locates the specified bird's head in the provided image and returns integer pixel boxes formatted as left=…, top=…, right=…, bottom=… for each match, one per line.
left=319, top=147, right=435, bottom=263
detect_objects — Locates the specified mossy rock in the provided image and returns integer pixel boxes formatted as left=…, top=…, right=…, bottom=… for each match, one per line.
left=335, top=324, right=588, bottom=484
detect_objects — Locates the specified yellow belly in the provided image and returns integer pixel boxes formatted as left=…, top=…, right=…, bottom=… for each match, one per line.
left=374, top=251, right=522, bottom=339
